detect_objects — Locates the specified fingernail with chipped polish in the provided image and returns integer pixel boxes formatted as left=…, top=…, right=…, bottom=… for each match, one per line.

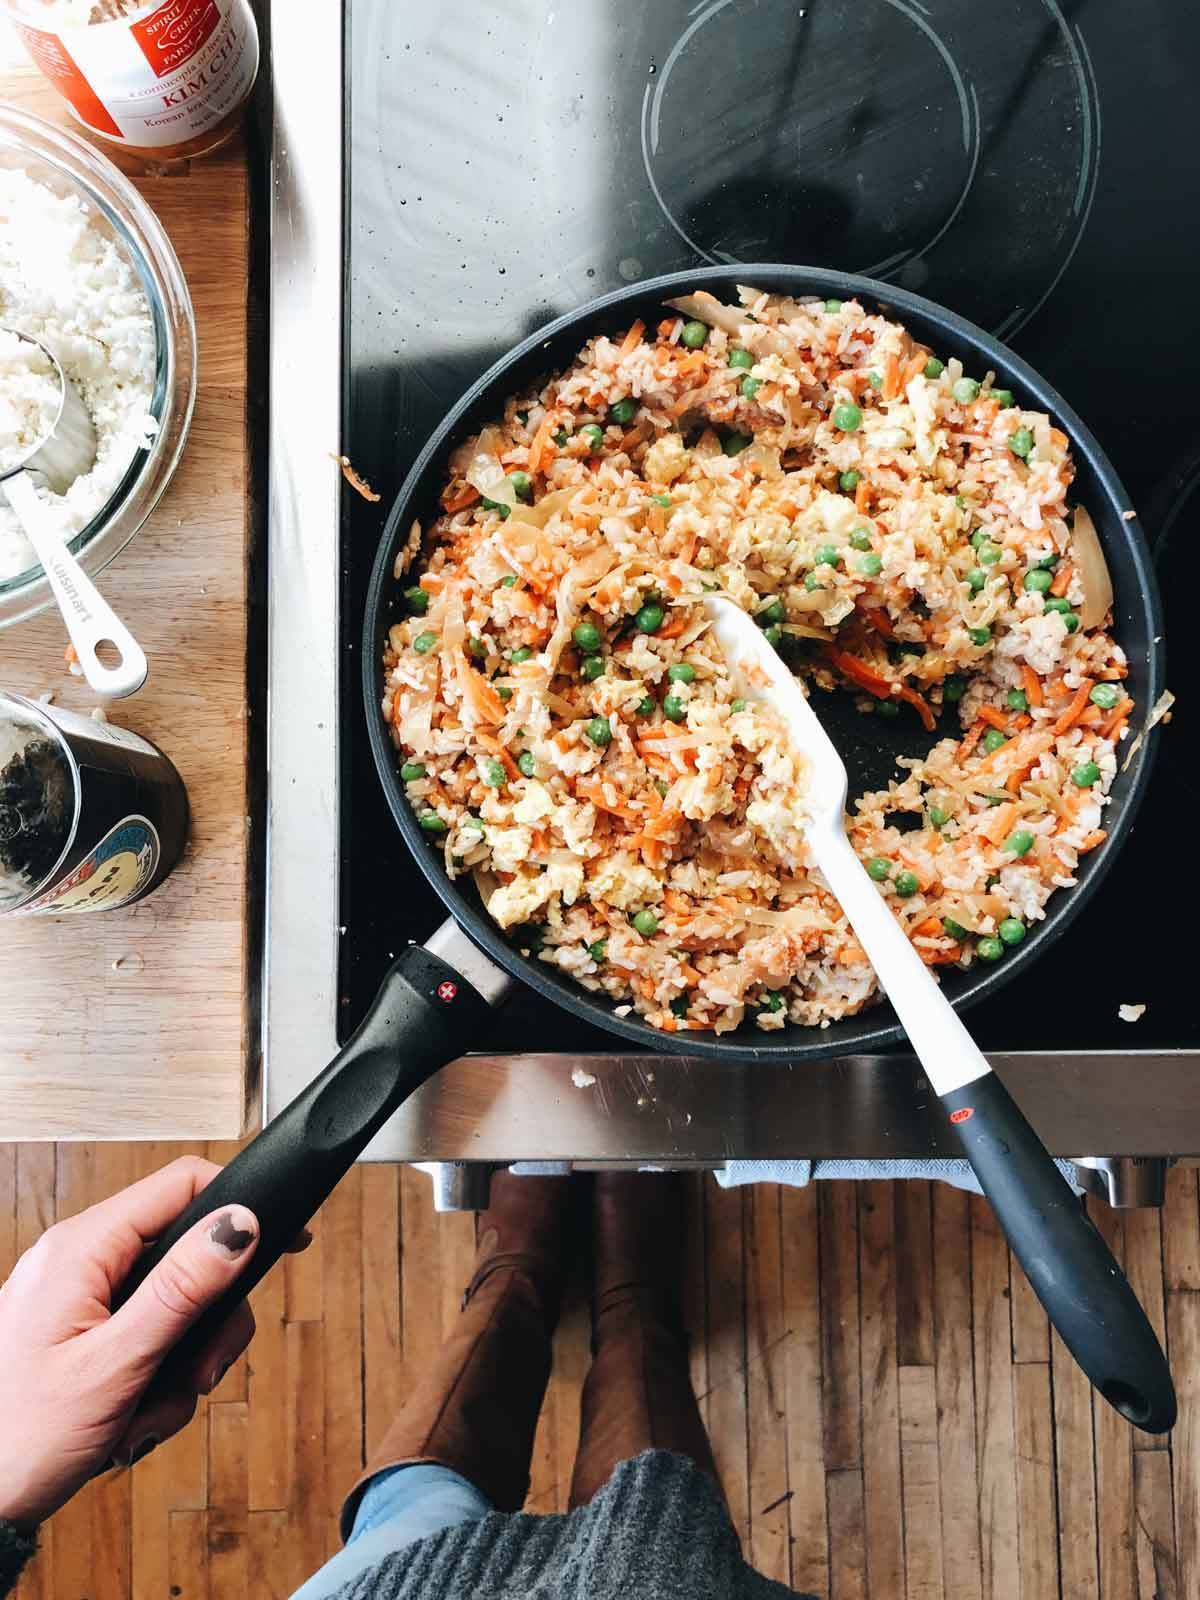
left=209, top=1208, right=257, bottom=1256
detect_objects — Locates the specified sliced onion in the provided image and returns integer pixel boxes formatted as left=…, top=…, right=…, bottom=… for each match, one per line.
left=508, top=487, right=574, bottom=529
left=1122, top=688, right=1175, bottom=773
left=664, top=291, right=746, bottom=336
left=1071, top=505, right=1113, bottom=630
left=465, top=426, right=518, bottom=510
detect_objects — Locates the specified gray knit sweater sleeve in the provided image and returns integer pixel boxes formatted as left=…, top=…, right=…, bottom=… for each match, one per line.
left=330, top=1451, right=810, bottom=1600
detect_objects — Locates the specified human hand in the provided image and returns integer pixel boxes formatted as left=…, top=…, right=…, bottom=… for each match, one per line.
left=0, top=1156, right=275, bottom=1530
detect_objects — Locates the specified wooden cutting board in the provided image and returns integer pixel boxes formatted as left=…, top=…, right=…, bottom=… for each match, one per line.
left=0, top=61, right=256, bottom=1140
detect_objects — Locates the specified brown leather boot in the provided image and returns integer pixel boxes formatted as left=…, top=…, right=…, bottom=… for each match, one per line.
left=340, top=1171, right=570, bottom=1537
left=568, top=1172, right=723, bottom=1510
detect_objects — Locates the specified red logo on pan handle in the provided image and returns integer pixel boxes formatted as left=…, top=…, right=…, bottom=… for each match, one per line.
left=949, top=1107, right=974, bottom=1125
left=436, top=980, right=458, bottom=1003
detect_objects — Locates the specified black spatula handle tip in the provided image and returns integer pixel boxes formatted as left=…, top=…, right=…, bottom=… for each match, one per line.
left=942, top=1073, right=1176, bottom=1434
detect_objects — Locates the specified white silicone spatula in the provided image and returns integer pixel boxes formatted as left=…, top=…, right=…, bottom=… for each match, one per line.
left=703, top=593, right=1174, bottom=1432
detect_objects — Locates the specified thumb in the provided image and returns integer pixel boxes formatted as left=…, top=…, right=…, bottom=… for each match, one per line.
left=102, top=1206, right=260, bottom=1376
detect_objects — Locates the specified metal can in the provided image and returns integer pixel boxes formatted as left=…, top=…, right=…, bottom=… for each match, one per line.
left=0, top=692, right=188, bottom=914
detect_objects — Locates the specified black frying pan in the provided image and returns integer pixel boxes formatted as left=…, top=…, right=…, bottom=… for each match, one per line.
left=126, top=268, right=1174, bottom=1432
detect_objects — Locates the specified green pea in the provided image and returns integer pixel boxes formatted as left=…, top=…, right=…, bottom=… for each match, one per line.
left=632, top=909, right=659, bottom=936
left=966, top=567, right=987, bottom=593
left=651, top=492, right=672, bottom=507
left=482, top=757, right=506, bottom=787
left=585, top=716, right=612, bottom=747
left=404, top=585, right=430, bottom=614
left=867, top=369, right=883, bottom=389
left=1043, top=597, right=1079, bottom=630
left=581, top=423, right=605, bottom=450
left=663, top=695, right=687, bottom=723
left=497, top=686, right=513, bottom=701
left=978, top=542, right=1003, bottom=566
left=849, top=526, right=872, bottom=551
left=552, top=429, right=569, bottom=447
left=1024, top=568, right=1053, bottom=592
left=509, top=646, right=533, bottom=664
left=969, top=528, right=987, bottom=549
left=815, top=543, right=841, bottom=567
left=508, top=470, right=533, bottom=502
left=654, top=778, right=670, bottom=797
left=858, top=553, right=883, bottom=577
left=1034, top=551, right=1060, bottom=569
left=499, top=574, right=517, bottom=588
left=953, top=377, right=980, bottom=404
left=758, top=599, right=786, bottom=625
left=943, top=676, right=967, bottom=702
left=894, top=870, right=920, bottom=898
left=991, top=389, right=1014, bottom=409
left=876, top=699, right=901, bottom=717
left=839, top=469, right=862, bottom=492
left=667, top=662, right=696, bottom=683
left=722, top=430, right=752, bottom=456
left=463, top=815, right=486, bottom=833
left=982, top=728, right=1007, bottom=754
left=400, top=761, right=426, bottom=782
left=763, top=625, right=783, bottom=648
left=924, top=357, right=945, bottom=379
left=1006, top=689, right=1029, bottom=712
left=761, top=991, right=785, bottom=1012
left=680, top=320, right=709, bottom=349
left=636, top=695, right=656, bottom=715
left=610, top=397, right=637, bottom=425
left=943, top=916, right=968, bottom=940
left=804, top=572, right=826, bottom=592
left=1071, top=761, right=1101, bottom=788
left=968, top=626, right=992, bottom=646
left=867, top=856, right=892, bottom=881
left=419, top=812, right=447, bottom=834
left=1090, top=683, right=1120, bottom=709
left=701, top=581, right=718, bottom=592
left=998, top=917, right=1026, bottom=946
left=929, top=804, right=951, bottom=828
left=731, top=697, right=747, bottom=713
left=581, top=655, right=604, bottom=681
left=1009, top=427, right=1034, bottom=458
left=728, top=347, right=754, bottom=369
left=824, top=298, right=843, bottom=313
left=480, top=495, right=511, bottom=519
left=572, top=620, right=602, bottom=653
left=413, top=631, right=438, bottom=653
left=588, top=940, right=607, bottom=962
left=467, top=636, right=487, bottom=660
left=635, top=602, right=664, bottom=633
left=510, top=750, right=533, bottom=779
left=741, top=377, right=763, bottom=399
left=976, top=936, right=1004, bottom=962
left=1004, top=829, right=1035, bottom=856
left=832, top=402, right=862, bottom=432
left=955, top=494, right=967, bottom=508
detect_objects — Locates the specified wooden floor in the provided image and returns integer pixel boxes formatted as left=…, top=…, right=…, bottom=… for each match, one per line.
left=2, top=1145, right=1196, bottom=1599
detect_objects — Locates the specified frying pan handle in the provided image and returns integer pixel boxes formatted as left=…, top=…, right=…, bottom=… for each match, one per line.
left=111, top=944, right=493, bottom=1378
left=942, top=1074, right=1176, bottom=1434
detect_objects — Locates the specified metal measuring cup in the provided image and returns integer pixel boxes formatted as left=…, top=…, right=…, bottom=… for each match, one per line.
left=0, top=329, right=148, bottom=698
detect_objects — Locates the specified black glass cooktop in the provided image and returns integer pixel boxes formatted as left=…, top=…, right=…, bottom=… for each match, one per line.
left=338, top=0, right=1196, bottom=1053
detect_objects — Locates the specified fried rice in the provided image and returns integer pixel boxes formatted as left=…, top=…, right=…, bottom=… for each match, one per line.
left=381, top=285, right=1131, bottom=1036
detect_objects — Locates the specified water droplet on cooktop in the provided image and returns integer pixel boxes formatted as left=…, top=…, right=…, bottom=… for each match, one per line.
left=639, top=0, right=1100, bottom=338
left=619, top=256, right=643, bottom=281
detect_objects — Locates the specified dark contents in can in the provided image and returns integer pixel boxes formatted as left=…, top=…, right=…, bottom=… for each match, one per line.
left=0, top=736, right=72, bottom=891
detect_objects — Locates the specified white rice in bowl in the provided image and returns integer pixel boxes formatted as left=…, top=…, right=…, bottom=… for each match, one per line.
left=381, top=286, right=1132, bottom=1037
left=0, top=166, right=158, bottom=582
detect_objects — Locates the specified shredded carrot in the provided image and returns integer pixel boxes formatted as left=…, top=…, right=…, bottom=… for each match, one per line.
left=902, top=352, right=927, bottom=386
left=527, top=415, right=556, bottom=476
left=854, top=479, right=871, bottom=514
left=897, top=683, right=936, bottom=733
left=1076, top=705, right=1103, bottom=727
left=680, top=963, right=702, bottom=985
left=1051, top=678, right=1095, bottom=736
left=663, top=889, right=690, bottom=913
left=914, top=917, right=943, bottom=938
left=1099, top=698, right=1134, bottom=738
left=531, top=828, right=548, bottom=853
left=959, top=720, right=986, bottom=760
left=1079, top=829, right=1107, bottom=852
left=418, top=573, right=444, bottom=593
left=978, top=705, right=1009, bottom=730
left=982, top=802, right=1018, bottom=845
left=441, top=483, right=480, bottom=514
left=924, top=947, right=963, bottom=966
left=664, top=573, right=683, bottom=596
left=657, top=613, right=688, bottom=640
left=677, top=531, right=697, bottom=566
left=476, top=731, right=520, bottom=780
left=675, top=351, right=708, bottom=376
left=1049, top=427, right=1069, bottom=449
left=1049, top=561, right=1073, bottom=598
left=657, top=318, right=677, bottom=338
left=824, top=646, right=891, bottom=698
left=1021, top=664, right=1043, bottom=708
left=577, top=779, right=639, bottom=821
left=881, top=350, right=901, bottom=400
left=643, top=808, right=683, bottom=840
left=618, top=318, right=646, bottom=359
left=858, top=605, right=894, bottom=639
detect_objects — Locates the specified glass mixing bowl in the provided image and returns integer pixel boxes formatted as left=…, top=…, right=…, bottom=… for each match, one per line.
left=0, top=103, right=196, bottom=627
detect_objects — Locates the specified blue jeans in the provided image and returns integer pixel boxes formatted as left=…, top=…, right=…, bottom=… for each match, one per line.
left=289, top=1464, right=493, bottom=1599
